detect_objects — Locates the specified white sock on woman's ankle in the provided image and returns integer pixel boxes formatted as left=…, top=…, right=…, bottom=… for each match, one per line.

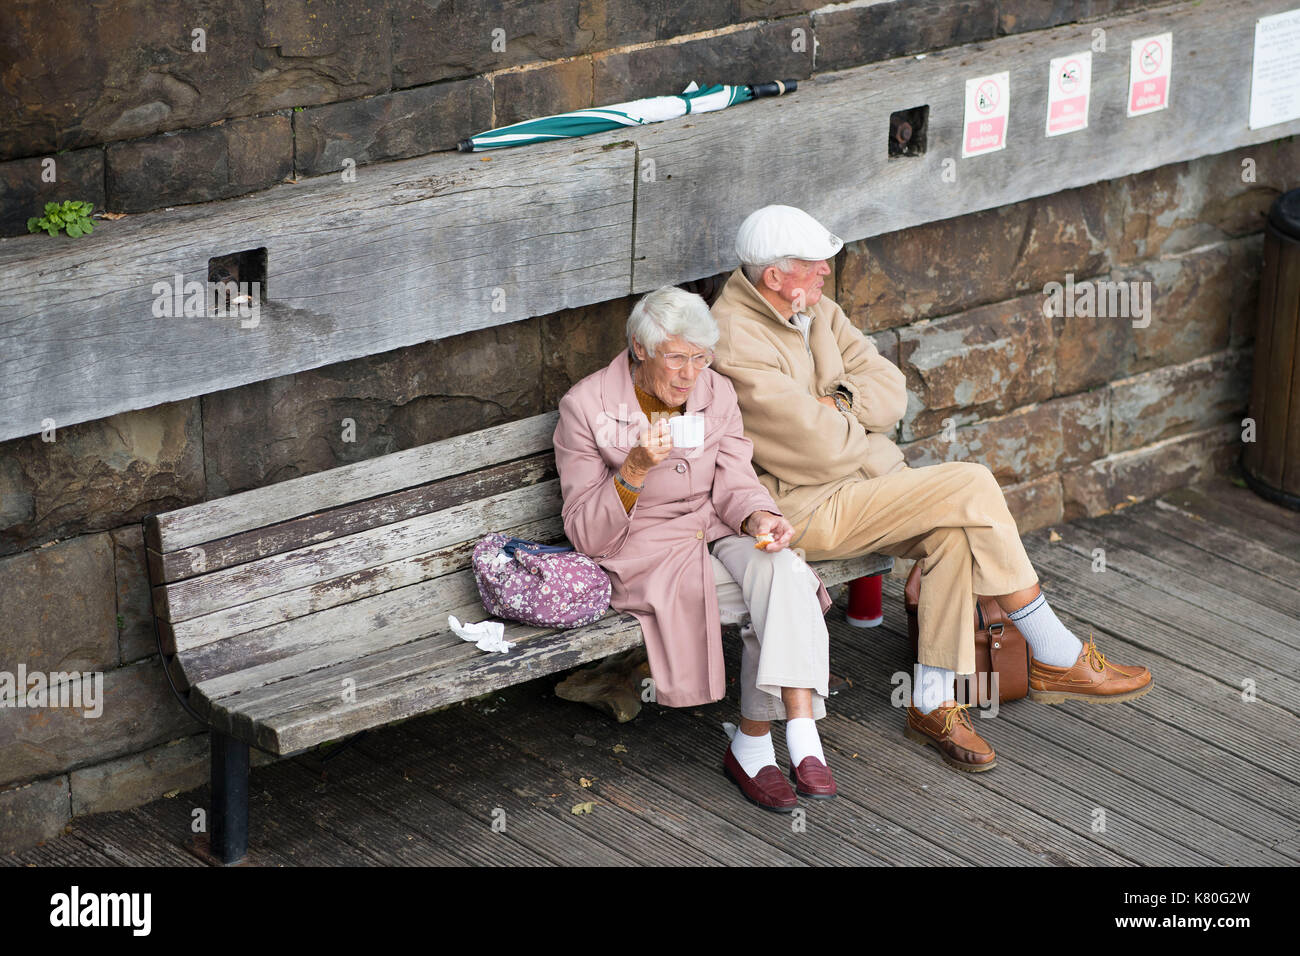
left=1008, top=593, right=1083, bottom=666
left=730, top=729, right=777, bottom=777
left=785, top=716, right=826, bottom=766
left=913, top=663, right=955, bottom=713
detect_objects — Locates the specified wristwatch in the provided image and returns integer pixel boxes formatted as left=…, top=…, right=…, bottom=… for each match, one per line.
left=832, top=390, right=851, bottom=414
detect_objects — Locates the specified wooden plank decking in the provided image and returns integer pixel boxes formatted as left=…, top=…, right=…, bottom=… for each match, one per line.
left=6, top=477, right=1298, bottom=867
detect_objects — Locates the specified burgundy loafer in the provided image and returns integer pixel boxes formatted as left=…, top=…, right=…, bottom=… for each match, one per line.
left=789, top=756, right=838, bottom=799
left=723, top=749, right=798, bottom=813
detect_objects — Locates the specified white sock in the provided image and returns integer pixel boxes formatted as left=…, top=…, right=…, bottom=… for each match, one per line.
left=913, top=663, right=955, bottom=713
left=729, top=729, right=777, bottom=777
left=1008, top=593, right=1083, bottom=667
left=785, top=716, right=826, bottom=766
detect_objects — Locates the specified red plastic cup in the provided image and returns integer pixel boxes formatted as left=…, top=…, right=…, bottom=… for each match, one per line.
left=846, top=575, right=883, bottom=628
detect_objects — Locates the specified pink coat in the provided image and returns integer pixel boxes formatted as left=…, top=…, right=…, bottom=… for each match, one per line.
left=553, top=351, right=832, bottom=707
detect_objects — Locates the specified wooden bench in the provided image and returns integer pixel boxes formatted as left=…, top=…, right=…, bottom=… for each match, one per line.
left=145, top=410, right=892, bottom=863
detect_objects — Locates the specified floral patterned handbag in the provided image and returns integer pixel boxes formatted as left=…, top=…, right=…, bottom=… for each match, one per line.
left=471, top=533, right=612, bottom=629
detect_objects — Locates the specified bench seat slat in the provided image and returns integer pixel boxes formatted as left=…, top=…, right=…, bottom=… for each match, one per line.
left=202, top=612, right=646, bottom=754
left=149, top=453, right=557, bottom=585
left=188, top=552, right=885, bottom=707
left=182, top=576, right=491, bottom=700
left=212, top=608, right=556, bottom=731
left=799, top=554, right=893, bottom=584
left=177, top=580, right=488, bottom=689
left=155, top=480, right=562, bottom=623
left=260, top=617, right=648, bottom=755
left=193, top=609, right=593, bottom=738
left=188, top=554, right=891, bottom=753
left=145, top=411, right=560, bottom=553
left=162, top=515, right=564, bottom=654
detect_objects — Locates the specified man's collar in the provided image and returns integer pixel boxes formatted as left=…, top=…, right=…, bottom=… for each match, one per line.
left=729, top=269, right=804, bottom=329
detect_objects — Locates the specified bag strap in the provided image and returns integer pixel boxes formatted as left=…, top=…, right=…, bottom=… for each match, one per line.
left=501, top=537, right=573, bottom=557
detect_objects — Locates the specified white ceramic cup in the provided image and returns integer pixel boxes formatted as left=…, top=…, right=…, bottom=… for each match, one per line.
left=668, top=414, right=705, bottom=448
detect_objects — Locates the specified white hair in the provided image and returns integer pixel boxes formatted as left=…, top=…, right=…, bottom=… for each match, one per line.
left=741, top=257, right=798, bottom=287
left=626, top=286, right=719, bottom=359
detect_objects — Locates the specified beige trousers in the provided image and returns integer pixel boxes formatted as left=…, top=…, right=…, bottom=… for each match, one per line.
left=709, top=535, right=830, bottom=721
left=793, top=461, right=1039, bottom=675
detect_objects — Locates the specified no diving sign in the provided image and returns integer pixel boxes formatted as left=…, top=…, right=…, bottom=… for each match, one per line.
left=962, top=71, right=1009, bottom=157
left=1128, top=32, right=1172, bottom=116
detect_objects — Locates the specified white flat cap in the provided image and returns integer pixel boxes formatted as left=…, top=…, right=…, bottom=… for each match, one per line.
left=735, top=204, right=843, bottom=265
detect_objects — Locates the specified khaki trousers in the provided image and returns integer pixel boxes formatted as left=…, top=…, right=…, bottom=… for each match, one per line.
left=792, top=461, right=1039, bottom=675
left=708, top=535, right=830, bottom=721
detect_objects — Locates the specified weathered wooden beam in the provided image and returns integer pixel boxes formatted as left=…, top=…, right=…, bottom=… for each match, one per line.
left=0, top=142, right=632, bottom=442
left=630, top=0, right=1300, bottom=288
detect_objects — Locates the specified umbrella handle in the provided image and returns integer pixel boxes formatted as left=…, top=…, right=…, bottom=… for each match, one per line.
left=749, top=80, right=798, bottom=98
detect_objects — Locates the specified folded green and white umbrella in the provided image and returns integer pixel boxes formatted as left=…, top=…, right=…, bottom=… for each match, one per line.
left=457, top=80, right=797, bottom=152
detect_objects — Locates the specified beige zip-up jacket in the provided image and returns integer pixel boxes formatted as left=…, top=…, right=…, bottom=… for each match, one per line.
left=711, top=268, right=909, bottom=530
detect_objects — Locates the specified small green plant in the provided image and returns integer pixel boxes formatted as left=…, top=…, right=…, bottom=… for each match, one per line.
left=28, top=200, right=95, bottom=237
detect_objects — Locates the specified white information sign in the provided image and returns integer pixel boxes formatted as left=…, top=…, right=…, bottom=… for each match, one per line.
left=1249, top=8, right=1300, bottom=129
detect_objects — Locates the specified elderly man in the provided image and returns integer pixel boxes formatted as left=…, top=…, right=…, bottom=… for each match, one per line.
left=710, top=204, right=1152, bottom=773
left=554, top=285, right=841, bottom=811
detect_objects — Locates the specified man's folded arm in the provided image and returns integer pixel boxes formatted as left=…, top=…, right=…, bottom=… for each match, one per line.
left=721, top=357, right=872, bottom=487
left=828, top=304, right=908, bottom=434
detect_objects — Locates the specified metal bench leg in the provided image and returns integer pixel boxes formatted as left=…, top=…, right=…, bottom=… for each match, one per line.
left=211, top=731, right=249, bottom=864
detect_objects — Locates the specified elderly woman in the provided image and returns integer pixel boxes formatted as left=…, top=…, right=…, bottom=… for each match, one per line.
left=553, top=286, right=838, bottom=812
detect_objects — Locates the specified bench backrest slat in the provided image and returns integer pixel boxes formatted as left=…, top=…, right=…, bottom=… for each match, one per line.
left=145, top=412, right=573, bottom=694
left=155, top=479, right=561, bottom=625
left=150, top=452, right=557, bottom=584
left=145, top=412, right=560, bottom=553
left=161, top=514, right=564, bottom=656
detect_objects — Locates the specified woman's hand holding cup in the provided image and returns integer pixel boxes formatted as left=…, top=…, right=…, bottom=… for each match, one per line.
left=622, top=417, right=673, bottom=486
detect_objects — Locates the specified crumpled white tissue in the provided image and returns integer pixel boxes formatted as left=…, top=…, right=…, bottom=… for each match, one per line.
left=721, top=721, right=738, bottom=742
left=448, top=615, right=514, bottom=653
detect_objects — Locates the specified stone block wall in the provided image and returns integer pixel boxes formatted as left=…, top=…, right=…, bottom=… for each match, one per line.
left=2, top=0, right=1293, bottom=855
left=859, top=138, right=1296, bottom=529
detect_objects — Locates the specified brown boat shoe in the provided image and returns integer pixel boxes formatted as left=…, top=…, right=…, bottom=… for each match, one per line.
left=1028, top=636, right=1153, bottom=704
left=904, top=701, right=997, bottom=773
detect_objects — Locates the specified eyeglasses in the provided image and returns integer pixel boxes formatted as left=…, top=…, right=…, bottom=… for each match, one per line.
left=662, top=351, right=714, bottom=370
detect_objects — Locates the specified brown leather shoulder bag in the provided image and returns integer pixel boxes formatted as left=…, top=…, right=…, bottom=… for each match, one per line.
left=903, top=562, right=1030, bottom=704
